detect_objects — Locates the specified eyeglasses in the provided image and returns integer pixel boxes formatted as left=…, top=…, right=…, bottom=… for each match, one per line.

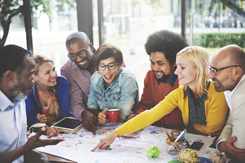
left=67, top=45, right=89, bottom=61
left=98, top=63, right=118, bottom=71
left=209, top=65, right=242, bottom=75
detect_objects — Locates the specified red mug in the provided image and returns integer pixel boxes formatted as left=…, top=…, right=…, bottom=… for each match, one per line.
left=107, top=109, right=120, bottom=122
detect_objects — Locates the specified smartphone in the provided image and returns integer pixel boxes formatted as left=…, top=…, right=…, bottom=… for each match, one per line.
left=189, top=141, right=204, bottom=151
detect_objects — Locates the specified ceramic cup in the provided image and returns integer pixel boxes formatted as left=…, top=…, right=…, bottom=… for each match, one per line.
left=107, top=109, right=120, bottom=122
left=29, top=123, right=46, bottom=133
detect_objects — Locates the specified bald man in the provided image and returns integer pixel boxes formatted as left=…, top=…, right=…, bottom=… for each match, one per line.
left=61, top=32, right=98, bottom=135
left=208, top=45, right=245, bottom=162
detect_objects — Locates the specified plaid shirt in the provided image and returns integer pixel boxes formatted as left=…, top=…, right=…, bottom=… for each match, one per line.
left=61, top=60, right=93, bottom=121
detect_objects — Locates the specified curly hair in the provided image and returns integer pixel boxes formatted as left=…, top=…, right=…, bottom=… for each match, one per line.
left=0, top=45, right=32, bottom=80
left=144, top=30, right=188, bottom=65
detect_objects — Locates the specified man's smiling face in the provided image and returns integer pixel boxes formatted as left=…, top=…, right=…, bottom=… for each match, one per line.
left=150, top=51, right=175, bottom=82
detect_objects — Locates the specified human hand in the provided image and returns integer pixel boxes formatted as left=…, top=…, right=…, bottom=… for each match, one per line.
left=26, top=127, right=64, bottom=150
left=36, top=113, right=47, bottom=123
left=98, top=108, right=109, bottom=124
left=118, top=118, right=124, bottom=123
left=126, top=114, right=137, bottom=121
left=91, top=130, right=119, bottom=152
left=81, top=110, right=98, bottom=135
left=46, top=126, right=60, bottom=136
left=219, top=137, right=245, bottom=161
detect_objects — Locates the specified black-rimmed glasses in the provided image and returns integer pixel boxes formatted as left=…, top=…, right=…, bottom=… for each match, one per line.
left=67, top=45, right=89, bottom=61
left=98, top=63, right=118, bottom=71
left=209, top=65, right=242, bottom=75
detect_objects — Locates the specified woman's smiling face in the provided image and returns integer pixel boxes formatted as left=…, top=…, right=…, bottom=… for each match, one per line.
left=175, top=55, right=198, bottom=88
left=35, top=61, right=57, bottom=87
left=98, top=56, right=121, bottom=88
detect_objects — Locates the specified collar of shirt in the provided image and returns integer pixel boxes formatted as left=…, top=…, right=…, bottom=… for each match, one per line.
left=97, top=67, right=123, bottom=90
left=159, top=74, right=178, bottom=87
left=184, top=86, right=208, bottom=101
left=0, top=91, right=22, bottom=112
left=184, top=82, right=210, bottom=99
left=185, top=86, right=208, bottom=125
left=224, top=74, right=245, bottom=110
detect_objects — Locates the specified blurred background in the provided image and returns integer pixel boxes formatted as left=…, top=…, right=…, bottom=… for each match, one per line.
left=1, top=0, right=245, bottom=96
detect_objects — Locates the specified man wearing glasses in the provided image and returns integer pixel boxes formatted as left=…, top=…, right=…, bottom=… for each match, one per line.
left=61, top=32, right=98, bottom=135
left=208, top=44, right=245, bottom=162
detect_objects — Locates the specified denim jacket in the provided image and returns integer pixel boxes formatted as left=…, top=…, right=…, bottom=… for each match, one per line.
left=87, top=67, right=138, bottom=120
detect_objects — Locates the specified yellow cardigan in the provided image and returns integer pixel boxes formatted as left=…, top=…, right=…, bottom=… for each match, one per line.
left=116, top=82, right=228, bottom=136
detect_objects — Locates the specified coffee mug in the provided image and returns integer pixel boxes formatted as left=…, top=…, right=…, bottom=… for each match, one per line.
left=107, top=109, right=120, bottom=122
left=29, top=123, right=46, bottom=133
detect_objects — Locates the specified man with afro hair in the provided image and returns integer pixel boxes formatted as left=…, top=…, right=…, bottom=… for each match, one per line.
left=127, top=30, right=188, bottom=126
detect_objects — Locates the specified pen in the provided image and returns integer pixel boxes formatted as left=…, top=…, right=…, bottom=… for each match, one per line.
left=161, top=127, right=172, bottom=141
left=162, top=128, right=181, bottom=150
left=174, top=129, right=187, bottom=142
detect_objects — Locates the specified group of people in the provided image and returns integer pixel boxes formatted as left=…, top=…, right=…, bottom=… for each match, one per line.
left=0, top=30, right=245, bottom=163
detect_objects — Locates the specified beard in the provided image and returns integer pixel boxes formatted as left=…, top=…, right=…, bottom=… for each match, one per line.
left=212, top=77, right=235, bottom=92
left=153, top=70, right=172, bottom=82
left=11, top=77, right=32, bottom=99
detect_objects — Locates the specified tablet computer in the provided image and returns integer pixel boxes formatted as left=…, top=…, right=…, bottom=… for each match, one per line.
left=51, top=117, right=83, bottom=133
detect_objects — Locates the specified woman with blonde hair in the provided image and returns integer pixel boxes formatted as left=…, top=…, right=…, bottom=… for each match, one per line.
left=25, top=55, right=70, bottom=134
left=92, top=46, right=229, bottom=151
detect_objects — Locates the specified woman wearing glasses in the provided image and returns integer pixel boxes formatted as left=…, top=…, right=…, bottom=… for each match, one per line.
left=87, top=43, right=138, bottom=124
left=25, top=55, right=71, bottom=135
left=91, top=46, right=229, bottom=151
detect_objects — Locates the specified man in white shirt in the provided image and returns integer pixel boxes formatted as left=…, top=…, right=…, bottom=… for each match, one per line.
left=0, top=45, right=63, bottom=163
left=208, top=44, right=245, bottom=162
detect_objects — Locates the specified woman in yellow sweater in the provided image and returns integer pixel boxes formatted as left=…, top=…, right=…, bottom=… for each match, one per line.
left=91, top=46, right=228, bottom=151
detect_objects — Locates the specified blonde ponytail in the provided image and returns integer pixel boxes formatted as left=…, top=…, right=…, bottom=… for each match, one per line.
left=48, top=86, right=61, bottom=118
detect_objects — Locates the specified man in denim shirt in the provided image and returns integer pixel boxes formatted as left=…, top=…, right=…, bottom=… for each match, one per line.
left=87, top=43, right=138, bottom=124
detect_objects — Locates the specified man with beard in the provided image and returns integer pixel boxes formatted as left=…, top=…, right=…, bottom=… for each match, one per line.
left=61, top=32, right=98, bottom=135
left=127, top=30, right=187, bottom=126
left=0, top=45, right=63, bottom=163
left=208, top=45, right=245, bottom=162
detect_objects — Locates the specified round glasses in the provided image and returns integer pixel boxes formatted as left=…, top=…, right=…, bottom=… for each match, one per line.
left=209, top=65, right=242, bottom=75
left=67, top=45, right=89, bottom=61
left=98, top=63, right=118, bottom=71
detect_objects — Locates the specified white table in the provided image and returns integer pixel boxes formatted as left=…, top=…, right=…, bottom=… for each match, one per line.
left=37, top=122, right=219, bottom=163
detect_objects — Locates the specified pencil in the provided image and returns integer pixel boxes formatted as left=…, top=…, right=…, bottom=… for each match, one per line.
left=162, top=127, right=172, bottom=141
left=176, top=145, right=182, bottom=150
